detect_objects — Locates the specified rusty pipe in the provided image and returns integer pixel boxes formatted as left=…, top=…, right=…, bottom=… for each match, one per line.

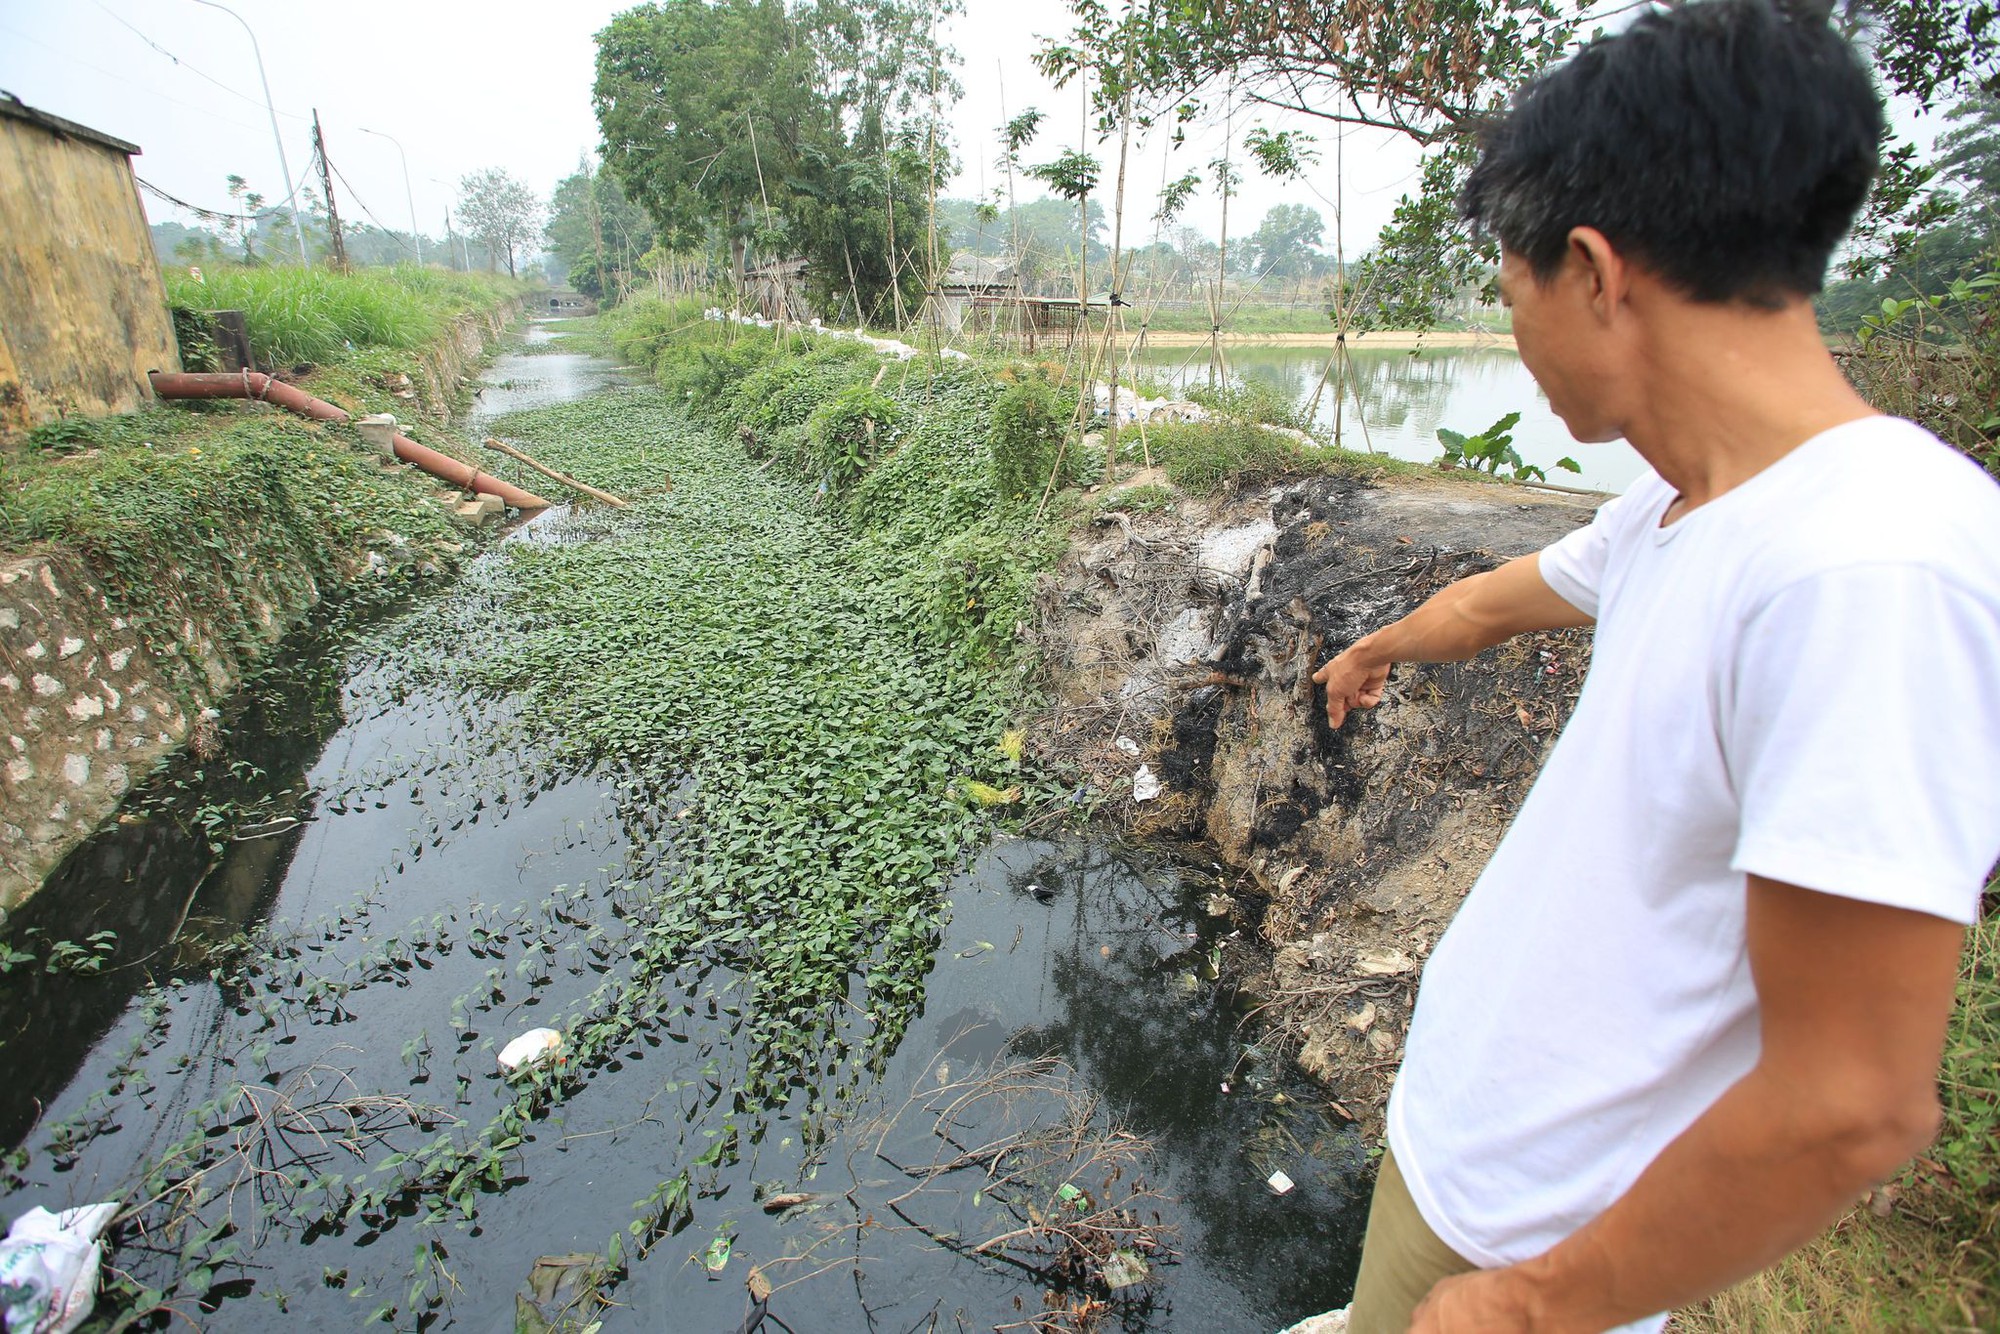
left=148, top=369, right=348, bottom=422
left=389, top=432, right=551, bottom=509
left=147, top=370, right=550, bottom=510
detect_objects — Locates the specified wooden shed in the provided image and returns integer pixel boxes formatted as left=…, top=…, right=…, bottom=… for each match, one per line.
left=0, top=95, right=179, bottom=441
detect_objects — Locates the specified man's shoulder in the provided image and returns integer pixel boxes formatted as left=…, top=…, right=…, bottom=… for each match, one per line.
left=1744, top=418, right=2000, bottom=600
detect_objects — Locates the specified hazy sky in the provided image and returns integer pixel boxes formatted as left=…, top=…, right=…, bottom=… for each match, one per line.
left=0, top=0, right=1941, bottom=266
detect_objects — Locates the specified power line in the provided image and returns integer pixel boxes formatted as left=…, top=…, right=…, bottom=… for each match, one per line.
left=138, top=154, right=317, bottom=230
left=0, top=20, right=267, bottom=135
left=325, top=156, right=420, bottom=255
left=91, top=0, right=310, bottom=123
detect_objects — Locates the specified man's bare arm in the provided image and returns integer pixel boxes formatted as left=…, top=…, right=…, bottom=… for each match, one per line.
left=1410, top=877, right=1964, bottom=1333
left=1311, top=553, right=1593, bottom=727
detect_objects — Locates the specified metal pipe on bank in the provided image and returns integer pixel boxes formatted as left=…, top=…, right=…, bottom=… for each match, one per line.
left=146, top=370, right=551, bottom=511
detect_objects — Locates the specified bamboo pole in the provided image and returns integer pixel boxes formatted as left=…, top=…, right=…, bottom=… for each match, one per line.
left=1096, top=63, right=1136, bottom=485
left=482, top=437, right=631, bottom=507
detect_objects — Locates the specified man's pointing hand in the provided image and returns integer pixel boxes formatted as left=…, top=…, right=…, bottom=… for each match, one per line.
left=1312, top=648, right=1390, bottom=729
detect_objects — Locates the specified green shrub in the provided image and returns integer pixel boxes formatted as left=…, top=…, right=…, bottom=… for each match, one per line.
left=724, top=341, right=878, bottom=436
left=603, top=294, right=715, bottom=368
left=808, top=385, right=901, bottom=492
left=924, top=527, right=1035, bottom=660
left=1184, top=377, right=1307, bottom=430
left=656, top=338, right=781, bottom=416
left=1150, top=419, right=1308, bottom=491
left=986, top=375, right=1077, bottom=503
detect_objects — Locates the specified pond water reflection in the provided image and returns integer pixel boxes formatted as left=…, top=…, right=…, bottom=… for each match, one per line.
left=1125, top=342, right=1649, bottom=495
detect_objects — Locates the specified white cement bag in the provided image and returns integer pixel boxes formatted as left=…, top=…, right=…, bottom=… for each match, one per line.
left=0, top=1202, right=118, bottom=1334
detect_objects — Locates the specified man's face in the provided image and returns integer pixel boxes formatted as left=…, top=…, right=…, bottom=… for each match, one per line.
left=1498, top=245, right=1624, bottom=445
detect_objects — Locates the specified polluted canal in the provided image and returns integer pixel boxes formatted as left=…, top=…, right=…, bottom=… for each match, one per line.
left=1, top=323, right=1369, bottom=1331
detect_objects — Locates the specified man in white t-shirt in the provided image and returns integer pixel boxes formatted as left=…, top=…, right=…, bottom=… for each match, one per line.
left=1308, top=2, right=2000, bottom=1331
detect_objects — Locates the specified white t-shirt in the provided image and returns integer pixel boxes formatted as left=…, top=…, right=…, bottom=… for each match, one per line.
left=1387, top=416, right=2000, bottom=1332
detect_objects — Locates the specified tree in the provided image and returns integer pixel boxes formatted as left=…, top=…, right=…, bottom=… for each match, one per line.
left=1240, top=203, right=1326, bottom=280
left=224, top=174, right=266, bottom=262
left=1039, top=0, right=1576, bottom=144
left=593, top=0, right=958, bottom=319
left=1936, top=93, right=2000, bottom=199
left=1845, top=0, right=1997, bottom=112
left=457, top=168, right=542, bottom=278
left=1062, top=0, right=1999, bottom=329
left=546, top=157, right=656, bottom=298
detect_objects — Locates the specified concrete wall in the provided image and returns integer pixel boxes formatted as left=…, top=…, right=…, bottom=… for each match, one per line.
left=0, top=101, right=179, bottom=441
left=0, top=554, right=199, bottom=908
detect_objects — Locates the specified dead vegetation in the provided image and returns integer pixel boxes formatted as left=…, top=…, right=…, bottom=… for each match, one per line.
left=760, top=1054, right=1175, bottom=1332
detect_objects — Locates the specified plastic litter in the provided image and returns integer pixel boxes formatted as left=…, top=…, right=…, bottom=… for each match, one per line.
left=514, top=1253, right=608, bottom=1334
left=1131, top=765, right=1162, bottom=802
left=1102, top=1247, right=1149, bottom=1290
left=1266, top=1169, right=1297, bottom=1195
left=497, top=1028, right=564, bottom=1075
left=0, top=1201, right=118, bottom=1334
left=1114, top=736, right=1141, bottom=756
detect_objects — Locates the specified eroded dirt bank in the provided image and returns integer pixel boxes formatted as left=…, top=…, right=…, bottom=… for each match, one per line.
left=1033, top=468, right=1599, bottom=1128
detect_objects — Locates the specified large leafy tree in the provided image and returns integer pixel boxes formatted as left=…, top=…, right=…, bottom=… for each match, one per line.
left=1240, top=203, right=1326, bottom=279
left=592, top=0, right=957, bottom=318
left=457, top=168, right=542, bottom=278
left=1039, top=0, right=1578, bottom=143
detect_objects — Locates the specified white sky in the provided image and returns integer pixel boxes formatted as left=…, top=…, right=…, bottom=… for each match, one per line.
left=0, top=0, right=1942, bottom=263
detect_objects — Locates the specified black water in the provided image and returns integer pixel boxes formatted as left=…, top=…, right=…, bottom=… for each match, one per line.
left=0, top=325, right=1368, bottom=1331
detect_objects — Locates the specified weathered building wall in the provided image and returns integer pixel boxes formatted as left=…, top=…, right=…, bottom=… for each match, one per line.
left=0, top=98, right=179, bottom=441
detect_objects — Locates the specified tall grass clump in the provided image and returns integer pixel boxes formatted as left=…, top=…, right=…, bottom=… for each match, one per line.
left=161, top=265, right=519, bottom=367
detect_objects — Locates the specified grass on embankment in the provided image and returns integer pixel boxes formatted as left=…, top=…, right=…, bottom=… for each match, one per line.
left=161, top=264, right=523, bottom=368
left=4, top=266, right=528, bottom=641
left=1134, top=301, right=1514, bottom=337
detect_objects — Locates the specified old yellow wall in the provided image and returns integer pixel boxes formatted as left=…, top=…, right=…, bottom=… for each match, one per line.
left=0, top=119, right=179, bottom=440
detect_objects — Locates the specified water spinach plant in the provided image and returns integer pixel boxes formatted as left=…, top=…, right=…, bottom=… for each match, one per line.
left=5, top=308, right=1099, bottom=1328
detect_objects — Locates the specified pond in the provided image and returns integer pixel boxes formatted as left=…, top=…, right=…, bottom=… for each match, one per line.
left=0, top=323, right=1367, bottom=1332
left=1124, top=342, right=1649, bottom=495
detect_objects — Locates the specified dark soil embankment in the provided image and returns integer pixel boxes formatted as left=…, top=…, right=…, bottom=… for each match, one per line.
left=1033, top=469, right=1598, bottom=1128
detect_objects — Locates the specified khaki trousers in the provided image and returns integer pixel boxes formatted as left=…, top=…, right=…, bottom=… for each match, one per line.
left=1347, top=1148, right=1479, bottom=1334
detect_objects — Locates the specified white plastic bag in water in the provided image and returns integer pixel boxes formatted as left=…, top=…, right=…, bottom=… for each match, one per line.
left=0, top=1202, right=118, bottom=1334
left=498, top=1028, right=564, bottom=1076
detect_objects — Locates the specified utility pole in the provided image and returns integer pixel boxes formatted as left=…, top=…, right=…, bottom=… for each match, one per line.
left=312, top=110, right=347, bottom=269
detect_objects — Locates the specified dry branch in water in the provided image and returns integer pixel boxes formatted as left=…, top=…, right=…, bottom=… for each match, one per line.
left=764, top=1054, right=1176, bottom=1333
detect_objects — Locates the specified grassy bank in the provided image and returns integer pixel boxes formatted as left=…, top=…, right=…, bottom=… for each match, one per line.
left=7, top=264, right=525, bottom=564
left=161, top=264, right=523, bottom=369
left=1133, top=301, right=1513, bottom=337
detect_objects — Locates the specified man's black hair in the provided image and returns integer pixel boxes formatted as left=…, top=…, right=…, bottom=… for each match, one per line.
left=1460, top=0, right=1883, bottom=306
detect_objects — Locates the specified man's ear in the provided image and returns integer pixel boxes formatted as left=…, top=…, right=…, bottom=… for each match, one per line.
left=1566, top=226, right=1629, bottom=322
